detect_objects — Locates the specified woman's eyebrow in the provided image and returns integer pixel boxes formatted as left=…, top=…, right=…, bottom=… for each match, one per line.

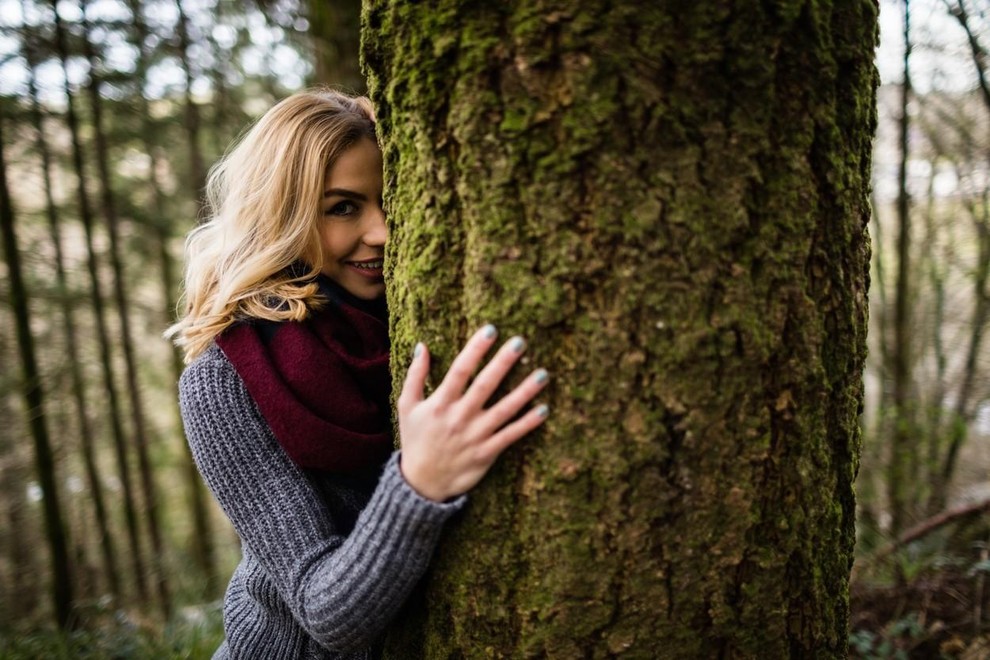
left=323, top=187, right=367, bottom=200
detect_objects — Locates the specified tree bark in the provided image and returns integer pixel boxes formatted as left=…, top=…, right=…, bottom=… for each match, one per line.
left=365, top=0, right=876, bottom=655
left=0, top=106, right=75, bottom=630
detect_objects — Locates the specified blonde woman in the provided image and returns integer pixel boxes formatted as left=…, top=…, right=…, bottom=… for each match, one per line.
left=168, top=89, right=549, bottom=658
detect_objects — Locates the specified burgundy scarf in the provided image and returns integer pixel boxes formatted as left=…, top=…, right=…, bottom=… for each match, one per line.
left=216, top=276, right=393, bottom=473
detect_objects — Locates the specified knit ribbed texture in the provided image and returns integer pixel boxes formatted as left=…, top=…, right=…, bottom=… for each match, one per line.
left=180, top=345, right=464, bottom=659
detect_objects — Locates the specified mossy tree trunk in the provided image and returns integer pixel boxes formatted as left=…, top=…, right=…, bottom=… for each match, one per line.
left=364, top=1, right=876, bottom=656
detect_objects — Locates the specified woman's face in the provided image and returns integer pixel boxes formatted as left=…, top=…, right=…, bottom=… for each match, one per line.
left=320, top=137, right=386, bottom=300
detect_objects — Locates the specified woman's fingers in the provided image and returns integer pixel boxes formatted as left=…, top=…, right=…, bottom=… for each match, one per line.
left=476, top=368, right=549, bottom=436
left=481, top=404, right=550, bottom=459
left=434, top=324, right=499, bottom=401
left=397, top=342, right=429, bottom=413
left=460, top=335, right=527, bottom=410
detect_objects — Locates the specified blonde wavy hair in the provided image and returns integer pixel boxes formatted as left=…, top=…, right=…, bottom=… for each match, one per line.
left=165, top=89, right=377, bottom=362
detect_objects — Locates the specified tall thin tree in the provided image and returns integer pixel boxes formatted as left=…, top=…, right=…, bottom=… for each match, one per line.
left=174, top=0, right=208, bottom=201
left=21, top=6, right=121, bottom=600
left=937, top=0, right=990, bottom=503
left=0, top=103, right=75, bottom=630
left=889, top=0, right=915, bottom=536
left=0, top=287, right=42, bottom=624
left=78, top=0, right=170, bottom=617
left=128, top=0, right=220, bottom=596
left=306, top=0, right=363, bottom=90
left=51, top=0, right=149, bottom=605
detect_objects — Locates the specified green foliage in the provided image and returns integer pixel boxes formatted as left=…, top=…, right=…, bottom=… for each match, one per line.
left=0, top=604, right=224, bottom=660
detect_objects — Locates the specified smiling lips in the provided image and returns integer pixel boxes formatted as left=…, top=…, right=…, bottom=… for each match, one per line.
left=346, top=258, right=384, bottom=279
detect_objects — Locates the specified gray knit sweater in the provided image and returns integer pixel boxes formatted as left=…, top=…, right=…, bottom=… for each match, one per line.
left=179, top=344, right=464, bottom=659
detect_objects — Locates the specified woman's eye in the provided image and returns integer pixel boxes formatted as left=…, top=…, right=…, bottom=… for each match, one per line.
left=325, top=201, right=358, bottom=216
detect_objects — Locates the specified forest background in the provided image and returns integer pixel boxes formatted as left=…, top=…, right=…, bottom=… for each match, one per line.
left=0, top=0, right=987, bottom=657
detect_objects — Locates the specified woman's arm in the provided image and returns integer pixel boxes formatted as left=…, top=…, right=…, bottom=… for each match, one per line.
left=180, top=347, right=463, bottom=653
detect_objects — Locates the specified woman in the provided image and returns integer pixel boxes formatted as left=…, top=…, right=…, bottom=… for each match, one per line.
left=167, top=89, right=549, bottom=658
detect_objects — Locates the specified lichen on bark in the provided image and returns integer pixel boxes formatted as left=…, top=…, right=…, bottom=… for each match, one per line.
left=363, top=0, right=877, bottom=656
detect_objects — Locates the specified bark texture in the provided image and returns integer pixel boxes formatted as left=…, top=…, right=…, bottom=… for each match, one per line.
left=364, top=1, right=876, bottom=656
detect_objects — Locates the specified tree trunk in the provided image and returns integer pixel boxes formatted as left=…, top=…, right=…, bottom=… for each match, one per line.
left=306, top=0, right=364, bottom=91
left=937, top=197, right=990, bottom=503
left=22, top=16, right=122, bottom=601
left=52, top=1, right=149, bottom=606
left=79, top=1, right=171, bottom=617
left=128, top=0, right=220, bottom=597
left=175, top=0, right=208, bottom=201
left=889, top=0, right=915, bottom=537
left=934, top=2, right=990, bottom=506
left=365, top=0, right=876, bottom=655
left=0, top=107, right=75, bottom=630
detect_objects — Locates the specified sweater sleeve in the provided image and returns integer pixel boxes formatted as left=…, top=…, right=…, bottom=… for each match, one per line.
left=179, top=347, right=464, bottom=653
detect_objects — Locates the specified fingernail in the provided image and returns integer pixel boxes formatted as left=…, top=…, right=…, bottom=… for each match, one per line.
left=510, top=337, right=526, bottom=353
left=536, top=404, right=549, bottom=418
left=483, top=324, right=497, bottom=339
left=413, top=343, right=423, bottom=358
left=533, top=368, right=548, bottom=384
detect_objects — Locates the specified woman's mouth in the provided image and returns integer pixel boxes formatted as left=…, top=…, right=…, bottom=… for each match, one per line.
left=346, top=259, right=384, bottom=279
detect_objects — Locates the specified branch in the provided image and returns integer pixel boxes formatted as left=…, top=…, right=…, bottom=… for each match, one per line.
left=944, top=0, right=990, bottom=115
left=855, top=498, right=990, bottom=580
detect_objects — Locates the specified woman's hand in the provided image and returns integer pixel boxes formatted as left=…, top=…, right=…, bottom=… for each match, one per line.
left=397, top=324, right=549, bottom=502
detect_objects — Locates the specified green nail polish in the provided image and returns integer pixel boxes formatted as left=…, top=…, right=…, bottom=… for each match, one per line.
left=510, top=337, right=526, bottom=353
left=413, top=343, right=423, bottom=358
left=536, top=404, right=549, bottom=418
left=483, top=324, right=497, bottom=339
left=534, top=369, right=548, bottom=384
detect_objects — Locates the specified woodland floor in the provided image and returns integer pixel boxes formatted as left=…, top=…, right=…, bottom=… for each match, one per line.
left=850, top=432, right=990, bottom=659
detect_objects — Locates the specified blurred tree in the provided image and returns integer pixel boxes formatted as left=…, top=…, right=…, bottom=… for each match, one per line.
left=52, top=0, right=149, bottom=607
left=127, top=0, right=220, bottom=597
left=0, top=328, right=39, bottom=625
left=22, top=12, right=121, bottom=600
left=367, top=0, right=875, bottom=655
left=934, top=0, right=990, bottom=509
left=0, top=105, right=74, bottom=629
left=174, top=0, right=208, bottom=201
left=79, top=0, right=171, bottom=617
left=888, top=0, right=916, bottom=537
left=306, top=0, right=363, bottom=90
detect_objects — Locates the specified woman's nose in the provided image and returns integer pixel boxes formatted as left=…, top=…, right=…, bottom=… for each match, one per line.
left=364, top=207, right=387, bottom=246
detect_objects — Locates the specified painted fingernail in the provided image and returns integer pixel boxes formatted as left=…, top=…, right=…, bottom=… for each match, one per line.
left=510, top=337, right=526, bottom=353
left=536, top=404, right=550, bottom=418
left=413, top=343, right=423, bottom=358
left=533, top=368, right=548, bottom=384
left=483, top=324, right=497, bottom=339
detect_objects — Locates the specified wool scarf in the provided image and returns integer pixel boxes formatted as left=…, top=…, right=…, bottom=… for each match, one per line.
left=216, top=276, right=393, bottom=473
